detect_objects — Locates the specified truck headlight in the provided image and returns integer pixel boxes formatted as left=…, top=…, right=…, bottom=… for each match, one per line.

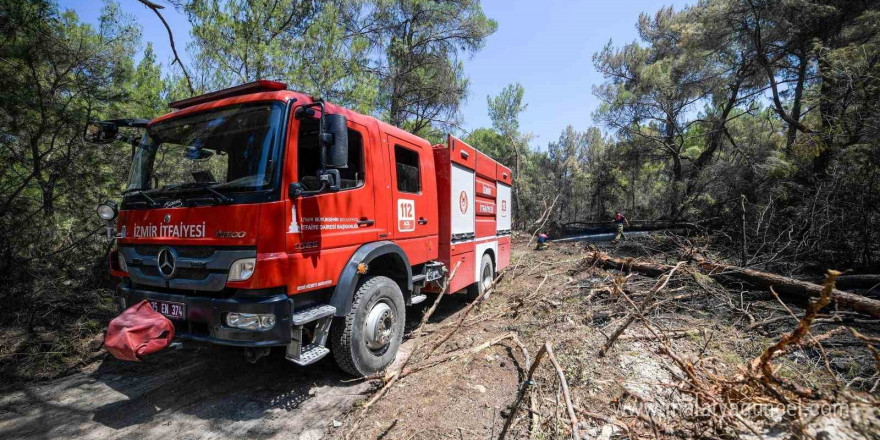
left=228, top=258, right=255, bottom=281
left=97, top=201, right=118, bottom=220
left=225, top=313, right=275, bottom=331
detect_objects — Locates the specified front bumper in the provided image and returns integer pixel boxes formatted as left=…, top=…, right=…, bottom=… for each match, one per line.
left=117, top=282, right=292, bottom=347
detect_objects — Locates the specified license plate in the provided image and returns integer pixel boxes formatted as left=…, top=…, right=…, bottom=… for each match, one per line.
left=149, top=300, right=186, bottom=320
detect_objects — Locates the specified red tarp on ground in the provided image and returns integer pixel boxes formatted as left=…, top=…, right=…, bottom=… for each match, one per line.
left=103, top=300, right=174, bottom=361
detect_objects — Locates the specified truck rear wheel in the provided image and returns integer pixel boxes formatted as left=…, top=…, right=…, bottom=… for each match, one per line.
left=466, top=253, right=494, bottom=301
left=331, top=275, right=405, bottom=376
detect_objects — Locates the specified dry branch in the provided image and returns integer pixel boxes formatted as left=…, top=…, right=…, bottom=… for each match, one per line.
left=546, top=343, right=580, bottom=440
left=619, top=329, right=704, bottom=341
left=696, top=260, right=880, bottom=318
left=834, top=274, right=880, bottom=289
left=345, top=262, right=461, bottom=439
left=598, top=262, right=683, bottom=356
left=584, top=252, right=880, bottom=317
left=499, top=342, right=547, bottom=440
left=745, top=271, right=840, bottom=400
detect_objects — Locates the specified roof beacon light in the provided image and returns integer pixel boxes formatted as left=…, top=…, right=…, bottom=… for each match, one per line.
left=169, top=80, right=288, bottom=110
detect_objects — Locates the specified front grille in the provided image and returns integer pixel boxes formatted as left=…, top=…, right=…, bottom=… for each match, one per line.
left=141, top=266, right=160, bottom=277
left=134, top=245, right=216, bottom=259
left=177, top=268, right=210, bottom=280
left=119, top=245, right=255, bottom=292
left=139, top=266, right=210, bottom=280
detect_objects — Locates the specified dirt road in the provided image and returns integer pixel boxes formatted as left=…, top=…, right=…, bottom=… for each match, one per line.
left=0, top=326, right=421, bottom=440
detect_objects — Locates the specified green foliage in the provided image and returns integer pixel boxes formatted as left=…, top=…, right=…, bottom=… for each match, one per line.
left=181, top=0, right=496, bottom=134
left=376, top=0, right=497, bottom=134
left=0, top=0, right=154, bottom=378
left=2, top=0, right=878, bottom=380
left=183, top=0, right=377, bottom=112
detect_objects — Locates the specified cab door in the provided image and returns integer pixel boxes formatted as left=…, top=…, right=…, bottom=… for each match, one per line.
left=386, top=134, right=438, bottom=263
left=286, top=118, right=382, bottom=254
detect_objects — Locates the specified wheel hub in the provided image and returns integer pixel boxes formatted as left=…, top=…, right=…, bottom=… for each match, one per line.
left=482, top=263, right=493, bottom=290
left=364, top=302, right=395, bottom=351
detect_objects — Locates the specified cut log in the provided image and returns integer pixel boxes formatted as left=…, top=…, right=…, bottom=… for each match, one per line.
left=697, top=260, right=880, bottom=318
left=583, top=252, right=880, bottom=318
left=834, top=274, right=880, bottom=289
left=583, top=252, right=670, bottom=277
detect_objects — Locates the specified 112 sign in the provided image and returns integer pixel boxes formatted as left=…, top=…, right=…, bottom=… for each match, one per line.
left=397, top=199, right=415, bottom=232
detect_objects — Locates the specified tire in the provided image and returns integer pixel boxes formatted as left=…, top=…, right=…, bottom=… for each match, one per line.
left=331, top=275, right=405, bottom=376
left=466, top=253, right=494, bottom=301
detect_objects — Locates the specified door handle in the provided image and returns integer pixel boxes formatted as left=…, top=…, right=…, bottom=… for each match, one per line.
left=357, top=218, right=374, bottom=227
left=418, top=217, right=428, bottom=225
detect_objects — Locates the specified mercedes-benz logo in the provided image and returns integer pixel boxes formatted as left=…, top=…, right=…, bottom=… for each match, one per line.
left=156, top=247, right=178, bottom=279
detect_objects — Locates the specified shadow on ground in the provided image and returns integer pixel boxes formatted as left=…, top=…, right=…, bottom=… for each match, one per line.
left=0, top=295, right=471, bottom=440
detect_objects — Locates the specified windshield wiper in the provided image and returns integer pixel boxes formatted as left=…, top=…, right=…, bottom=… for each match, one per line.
left=122, top=189, right=159, bottom=207
left=165, top=183, right=233, bottom=205
left=203, top=185, right=233, bottom=204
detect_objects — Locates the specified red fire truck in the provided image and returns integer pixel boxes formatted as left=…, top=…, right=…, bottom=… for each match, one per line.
left=88, top=80, right=512, bottom=376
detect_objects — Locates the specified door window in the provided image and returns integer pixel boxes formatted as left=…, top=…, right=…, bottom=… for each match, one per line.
left=297, top=118, right=365, bottom=191
left=394, top=145, right=421, bottom=193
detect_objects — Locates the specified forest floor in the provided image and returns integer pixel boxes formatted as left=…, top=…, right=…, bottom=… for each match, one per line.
left=0, top=233, right=878, bottom=440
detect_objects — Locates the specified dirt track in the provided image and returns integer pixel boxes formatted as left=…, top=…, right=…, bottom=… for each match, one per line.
left=4, top=237, right=877, bottom=440
left=0, top=318, right=429, bottom=440
left=0, top=343, right=361, bottom=439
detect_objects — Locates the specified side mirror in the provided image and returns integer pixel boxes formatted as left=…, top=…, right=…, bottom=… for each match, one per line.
left=322, top=114, right=348, bottom=169
left=84, top=121, right=119, bottom=144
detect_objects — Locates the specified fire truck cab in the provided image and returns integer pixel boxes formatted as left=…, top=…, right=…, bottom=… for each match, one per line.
left=92, top=80, right=512, bottom=376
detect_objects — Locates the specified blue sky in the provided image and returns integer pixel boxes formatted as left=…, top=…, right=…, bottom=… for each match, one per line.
left=59, top=0, right=688, bottom=147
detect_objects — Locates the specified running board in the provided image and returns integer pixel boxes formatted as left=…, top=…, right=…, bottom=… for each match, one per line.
left=292, top=305, right=336, bottom=326
left=286, top=305, right=336, bottom=366
left=286, top=344, right=330, bottom=366
left=411, top=293, right=427, bottom=305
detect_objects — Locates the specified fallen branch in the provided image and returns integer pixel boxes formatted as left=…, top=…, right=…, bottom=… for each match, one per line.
left=398, top=333, right=514, bottom=379
left=546, top=343, right=580, bottom=440
left=389, top=261, right=462, bottom=380
left=697, top=260, right=879, bottom=318
left=584, top=252, right=880, bottom=318
left=771, top=327, right=846, bottom=359
left=499, top=342, right=547, bottom=440
left=345, top=262, right=460, bottom=439
left=834, top=274, right=880, bottom=289
left=511, top=194, right=561, bottom=278
left=849, top=328, right=880, bottom=375
left=751, top=270, right=840, bottom=399
left=598, top=262, right=683, bottom=357
left=345, top=331, right=510, bottom=440
left=620, top=328, right=704, bottom=341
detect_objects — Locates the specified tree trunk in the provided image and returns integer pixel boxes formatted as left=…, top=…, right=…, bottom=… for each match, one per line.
left=812, top=57, right=836, bottom=176
left=584, top=252, right=880, bottom=318
left=670, top=153, right=682, bottom=219
left=835, top=274, right=880, bottom=289
left=785, top=52, right=808, bottom=152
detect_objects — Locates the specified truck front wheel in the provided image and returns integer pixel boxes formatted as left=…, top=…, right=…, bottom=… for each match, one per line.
left=331, top=275, right=405, bottom=376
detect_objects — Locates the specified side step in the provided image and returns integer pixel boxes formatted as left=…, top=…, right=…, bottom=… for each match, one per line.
left=411, top=293, right=427, bottom=305
left=287, top=344, right=330, bottom=366
left=292, top=304, right=336, bottom=326
left=286, top=305, right=336, bottom=366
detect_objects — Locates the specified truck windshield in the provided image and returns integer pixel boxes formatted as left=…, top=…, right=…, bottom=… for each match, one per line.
left=126, top=102, right=286, bottom=200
